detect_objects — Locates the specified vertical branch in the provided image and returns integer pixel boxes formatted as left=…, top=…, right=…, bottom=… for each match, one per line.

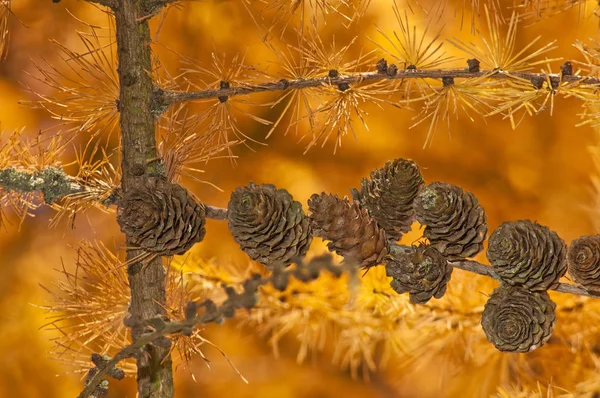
left=114, top=1, right=174, bottom=397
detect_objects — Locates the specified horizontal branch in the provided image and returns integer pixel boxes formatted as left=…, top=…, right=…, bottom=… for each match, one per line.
left=4, top=166, right=595, bottom=298
left=448, top=258, right=600, bottom=298
left=153, top=62, right=600, bottom=108
left=0, top=167, right=85, bottom=204
left=0, top=166, right=226, bottom=216
left=204, top=205, right=227, bottom=220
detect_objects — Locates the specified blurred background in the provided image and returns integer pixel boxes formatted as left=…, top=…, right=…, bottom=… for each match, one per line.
left=1, top=0, right=600, bottom=397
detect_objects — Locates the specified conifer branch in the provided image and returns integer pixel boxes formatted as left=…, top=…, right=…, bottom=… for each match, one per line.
left=0, top=167, right=84, bottom=204
left=153, top=64, right=600, bottom=109
left=0, top=166, right=227, bottom=221
left=447, top=258, right=599, bottom=298
left=77, top=254, right=353, bottom=398
left=1, top=166, right=594, bottom=299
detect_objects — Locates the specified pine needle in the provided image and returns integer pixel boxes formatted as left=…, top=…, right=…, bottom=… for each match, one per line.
left=23, top=27, right=119, bottom=142
left=40, top=240, right=229, bottom=380
left=157, top=104, right=238, bottom=184
left=175, top=48, right=272, bottom=156
left=450, top=6, right=559, bottom=73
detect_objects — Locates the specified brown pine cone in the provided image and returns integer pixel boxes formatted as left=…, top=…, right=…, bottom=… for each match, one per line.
left=351, top=158, right=424, bottom=241
left=413, top=182, right=487, bottom=261
left=481, top=284, right=556, bottom=352
left=567, top=235, right=600, bottom=292
left=227, top=182, right=312, bottom=267
left=308, top=193, right=388, bottom=268
left=117, top=179, right=206, bottom=256
left=487, top=220, right=567, bottom=291
left=385, top=244, right=452, bottom=304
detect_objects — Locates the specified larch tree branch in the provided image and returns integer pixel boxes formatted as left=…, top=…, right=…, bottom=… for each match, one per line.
left=0, top=165, right=594, bottom=299
left=152, top=61, right=598, bottom=108
left=77, top=255, right=354, bottom=398
left=74, top=245, right=600, bottom=397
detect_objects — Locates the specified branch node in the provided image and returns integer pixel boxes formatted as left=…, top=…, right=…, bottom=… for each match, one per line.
left=218, top=81, right=230, bottom=103
left=337, top=82, right=350, bottom=92
left=467, top=58, right=480, bottom=73
left=328, top=69, right=339, bottom=79
left=279, top=78, right=290, bottom=89
left=376, top=58, right=388, bottom=74
left=442, top=76, right=455, bottom=87
left=406, top=65, right=417, bottom=72
left=386, top=64, right=398, bottom=77
left=150, top=87, right=169, bottom=117
left=561, top=61, right=573, bottom=76
left=531, top=76, right=545, bottom=90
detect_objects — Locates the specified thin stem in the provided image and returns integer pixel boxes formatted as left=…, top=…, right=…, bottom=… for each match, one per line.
left=448, top=258, right=600, bottom=298
left=153, top=67, right=600, bottom=108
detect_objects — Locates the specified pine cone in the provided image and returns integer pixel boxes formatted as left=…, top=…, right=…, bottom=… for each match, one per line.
left=385, top=244, right=452, bottom=304
left=351, top=158, right=424, bottom=241
left=413, top=182, right=487, bottom=261
left=117, top=179, right=206, bottom=256
left=487, top=220, right=567, bottom=291
left=227, top=182, right=312, bottom=267
left=308, top=193, right=388, bottom=268
left=481, top=284, right=556, bottom=353
left=567, top=235, right=600, bottom=292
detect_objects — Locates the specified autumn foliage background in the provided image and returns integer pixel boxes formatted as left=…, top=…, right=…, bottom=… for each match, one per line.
left=2, top=0, right=600, bottom=397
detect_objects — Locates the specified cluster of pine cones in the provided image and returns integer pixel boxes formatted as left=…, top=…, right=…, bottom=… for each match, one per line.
left=114, top=159, right=600, bottom=354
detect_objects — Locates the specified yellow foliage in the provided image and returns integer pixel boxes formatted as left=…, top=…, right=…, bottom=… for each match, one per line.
left=3, top=0, right=600, bottom=397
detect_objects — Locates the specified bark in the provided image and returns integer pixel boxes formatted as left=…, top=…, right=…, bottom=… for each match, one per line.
left=114, top=0, right=174, bottom=397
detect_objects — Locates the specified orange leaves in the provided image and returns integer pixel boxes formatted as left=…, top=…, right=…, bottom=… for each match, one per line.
left=49, top=143, right=120, bottom=228
left=172, top=50, right=271, bottom=156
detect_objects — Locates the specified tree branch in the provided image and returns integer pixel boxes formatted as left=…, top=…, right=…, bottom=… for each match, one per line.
left=447, top=258, right=600, bottom=298
left=1, top=166, right=596, bottom=299
left=77, top=254, right=352, bottom=398
left=0, top=166, right=227, bottom=220
left=75, top=236, right=599, bottom=397
left=0, top=167, right=84, bottom=204
left=153, top=63, right=600, bottom=109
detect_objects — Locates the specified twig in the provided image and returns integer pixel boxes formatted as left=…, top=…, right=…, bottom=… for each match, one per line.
left=446, top=257, right=600, bottom=298
left=204, top=204, right=227, bottom=220
left=153, top=66, right=600, bottom=108
left=0, top=167, right=84, bottom=204
left=77, top=254, right=353, bottom=398
left=77, top=309, right=222, bottom=398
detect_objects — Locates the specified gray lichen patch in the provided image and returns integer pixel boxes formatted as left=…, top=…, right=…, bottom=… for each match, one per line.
left=0, top=166, right=76, bottom=204
left=36, top=167, right=74, bottom=204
